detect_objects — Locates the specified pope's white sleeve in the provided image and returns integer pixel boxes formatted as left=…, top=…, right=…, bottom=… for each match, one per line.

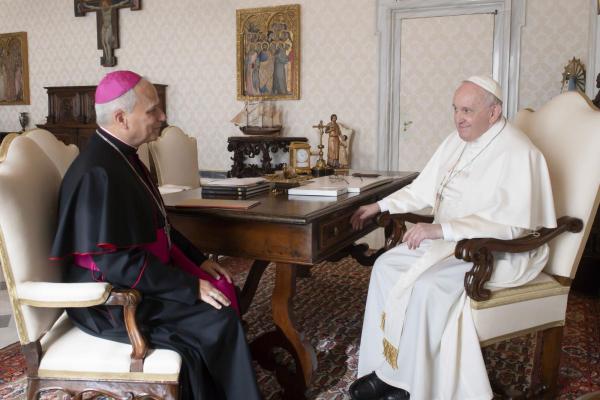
left=377, top=186, right=431, bottom=215
left=444, top=214, right=527, bottom=241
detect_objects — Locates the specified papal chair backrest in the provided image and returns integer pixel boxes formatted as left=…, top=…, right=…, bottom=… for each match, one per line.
left=0, top=136, right=66, bottom=344
left=148, top=126, right=200, bottom=188
left=23, top=129, right=79, bottom=177
left=514, top=91, right=600, bottom=278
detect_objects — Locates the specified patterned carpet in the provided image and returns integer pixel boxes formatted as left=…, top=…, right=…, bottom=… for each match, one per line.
left=0, top=256, right=598, bottom=399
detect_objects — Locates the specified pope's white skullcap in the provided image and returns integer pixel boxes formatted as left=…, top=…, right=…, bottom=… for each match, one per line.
left=465, top=75, right=503, bottom=102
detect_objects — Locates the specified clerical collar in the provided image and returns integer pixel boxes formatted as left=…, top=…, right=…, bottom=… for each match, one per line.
left=97, top=127, right=137, bottom=156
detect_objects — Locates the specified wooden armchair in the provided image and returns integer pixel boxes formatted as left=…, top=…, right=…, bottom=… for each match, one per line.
left=0, top=134, right=181, bottom=399
left=374, top=91, right=600, bottom=399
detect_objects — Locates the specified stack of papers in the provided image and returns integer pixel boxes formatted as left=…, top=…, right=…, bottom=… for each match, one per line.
left=287, top=175, right=393, bottom=197
left=203, top=177, right=266, bottom=187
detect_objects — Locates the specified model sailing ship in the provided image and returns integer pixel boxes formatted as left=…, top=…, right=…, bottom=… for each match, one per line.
left=231, top=101, right=282, bottom=135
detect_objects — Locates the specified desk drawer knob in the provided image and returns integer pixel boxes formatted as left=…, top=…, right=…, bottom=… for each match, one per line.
left=333, top=226, right=339, bottom=236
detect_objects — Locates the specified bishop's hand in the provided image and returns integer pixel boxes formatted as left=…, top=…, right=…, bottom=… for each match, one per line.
left=199, top=280, right=231, bottom=310
left=200, top=259, right=232, bottom=283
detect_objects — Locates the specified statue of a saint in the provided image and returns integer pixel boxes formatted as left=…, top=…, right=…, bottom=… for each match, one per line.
left=325, top=114, right=341, bottom=168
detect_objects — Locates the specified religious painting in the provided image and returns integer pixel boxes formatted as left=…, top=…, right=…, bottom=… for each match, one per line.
left=236, top=4, right=300, bottom=100
left=0, top=32, right=30, bottom=105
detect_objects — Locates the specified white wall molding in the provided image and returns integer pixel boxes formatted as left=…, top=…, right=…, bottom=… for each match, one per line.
left=376, top=0, right=524, bottom=171
left=586, top=0, right=599, bottom=98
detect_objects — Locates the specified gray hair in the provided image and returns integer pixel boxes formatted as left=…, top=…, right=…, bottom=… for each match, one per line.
left=95, top=85, right=139, bottom=127
left=482, top=90, right=503, bottom=108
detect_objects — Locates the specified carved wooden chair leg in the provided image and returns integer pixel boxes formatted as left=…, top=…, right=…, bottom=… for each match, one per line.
left=538, top=326, right=563, bottom=399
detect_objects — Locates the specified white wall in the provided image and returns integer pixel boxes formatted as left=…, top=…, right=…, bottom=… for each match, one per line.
left=0, top=0, right=594, bottom=171
left=0, top=0, right=378, bottom=171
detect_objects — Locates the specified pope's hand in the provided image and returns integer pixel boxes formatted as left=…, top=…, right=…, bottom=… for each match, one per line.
left=402, top=223, right=443, bottom=249
left=350, top=203, right=381, bottom=230
left=199, top=280, right=231, bottom=309
left=200, top=259, right=232, bottom=283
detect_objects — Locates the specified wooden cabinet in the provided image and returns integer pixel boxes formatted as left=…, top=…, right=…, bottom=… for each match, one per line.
left=37, top=84, right=167, bottom=149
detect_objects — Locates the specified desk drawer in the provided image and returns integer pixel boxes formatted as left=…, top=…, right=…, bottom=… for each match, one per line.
left=318, top=210, right=354, bottom=250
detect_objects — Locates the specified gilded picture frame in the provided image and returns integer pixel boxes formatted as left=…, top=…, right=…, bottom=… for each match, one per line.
left=0, top=31, right=30, bottom=105
left=236, top=4, right=300, bottom=101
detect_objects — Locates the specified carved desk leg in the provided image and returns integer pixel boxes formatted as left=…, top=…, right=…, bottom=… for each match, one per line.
left=250, top=263, right=317, bottom=400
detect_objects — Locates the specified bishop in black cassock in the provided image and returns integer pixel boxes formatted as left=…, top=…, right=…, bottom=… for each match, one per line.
left=50, top=71, right=261, bottom=400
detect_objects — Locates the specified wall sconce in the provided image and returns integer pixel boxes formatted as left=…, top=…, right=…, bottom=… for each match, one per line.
left=561, top=57, right=586, bottom=92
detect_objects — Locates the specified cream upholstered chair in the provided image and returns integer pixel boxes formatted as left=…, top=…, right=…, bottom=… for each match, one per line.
left=137, top=142, right=152, bottom=171
left=148, top=126, right=200, bottom=192
left=375, top=91, right=599, bottom=399
left=0, top=136, right=181, bottom=399
left=22, top=129, right=79, bottom=177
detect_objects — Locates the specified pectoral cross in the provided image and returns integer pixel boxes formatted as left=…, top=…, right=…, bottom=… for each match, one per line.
left=74, top=0, right=141, bottom=67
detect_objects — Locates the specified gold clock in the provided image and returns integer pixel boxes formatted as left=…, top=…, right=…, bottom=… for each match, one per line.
left=289, top=141, right=312, bottom=174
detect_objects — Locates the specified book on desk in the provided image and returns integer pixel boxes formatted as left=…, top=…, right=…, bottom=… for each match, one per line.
left=287, top=175, right=393, bottom=197
left=201, top=178, right=271, bottom=199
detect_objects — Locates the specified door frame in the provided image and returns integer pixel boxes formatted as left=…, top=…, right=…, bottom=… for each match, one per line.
left=375, top=0, right=526, bottom=171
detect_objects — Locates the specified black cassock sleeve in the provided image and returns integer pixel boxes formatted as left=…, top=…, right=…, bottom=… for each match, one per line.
left=170, top=227, right=208, bottom=266
left=92, top=248, right=199, bottom=305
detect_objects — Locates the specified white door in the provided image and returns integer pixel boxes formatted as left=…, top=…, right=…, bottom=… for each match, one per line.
left=397, top=13, right=495, bottom=171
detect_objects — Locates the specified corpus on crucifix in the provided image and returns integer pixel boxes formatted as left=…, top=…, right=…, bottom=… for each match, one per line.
left=75, top=0, right=141, bottom=67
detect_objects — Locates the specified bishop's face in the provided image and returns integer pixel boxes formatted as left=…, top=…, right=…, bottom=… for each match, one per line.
left=126, top=79, right=166, bottom=147
left=452, top=82, right=499, bottom=142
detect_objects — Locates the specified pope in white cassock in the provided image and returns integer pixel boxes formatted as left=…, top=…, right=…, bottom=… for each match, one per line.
left=348, top=76, right=557, bottom=400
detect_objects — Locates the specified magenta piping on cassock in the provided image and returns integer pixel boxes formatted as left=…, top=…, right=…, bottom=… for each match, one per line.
left=73, top=229, right=240, bottom=314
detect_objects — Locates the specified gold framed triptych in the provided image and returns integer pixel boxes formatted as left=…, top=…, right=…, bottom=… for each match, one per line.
left=236, top=4, right=300, bottom=101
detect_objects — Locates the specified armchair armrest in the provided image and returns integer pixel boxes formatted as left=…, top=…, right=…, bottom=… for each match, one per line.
left=376, top=212, right=434, bottom=251
left=374, top=213, right=583, bottom=302
left=17, top=282, right=112, bottom=307
left=457, top=216, right=583, bottom=301
left=18, top=282, right=148, bottom=373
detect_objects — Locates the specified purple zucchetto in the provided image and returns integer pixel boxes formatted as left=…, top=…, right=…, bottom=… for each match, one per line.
left=95, top=70, right=142, bottom=104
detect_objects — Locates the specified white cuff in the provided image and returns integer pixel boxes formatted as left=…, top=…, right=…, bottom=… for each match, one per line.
left=378, top=199, right=390, bottom=213
left=441, top=223, right=455, bottom=241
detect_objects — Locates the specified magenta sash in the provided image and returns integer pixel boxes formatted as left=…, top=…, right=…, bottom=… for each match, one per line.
left=74, top=229, right=239, bottom=314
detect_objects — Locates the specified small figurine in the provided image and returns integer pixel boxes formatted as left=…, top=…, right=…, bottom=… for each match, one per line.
left=339, top=134, right=349, bottom=169
left=325, top=114, right=341, bottom=168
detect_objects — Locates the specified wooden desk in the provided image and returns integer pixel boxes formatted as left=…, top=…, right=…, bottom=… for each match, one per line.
left=163, top=172, right=417, bottom=399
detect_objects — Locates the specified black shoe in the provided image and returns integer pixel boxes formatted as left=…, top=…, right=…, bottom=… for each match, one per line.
left=349, top=372, right=398, bottom=400
left=378, top=388, right=409, bottom=400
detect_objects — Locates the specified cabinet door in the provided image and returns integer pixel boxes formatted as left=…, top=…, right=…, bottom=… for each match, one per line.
left=78, top=128, right=96, bottom=149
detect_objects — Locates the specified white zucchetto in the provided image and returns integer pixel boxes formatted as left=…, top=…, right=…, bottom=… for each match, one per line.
left=465, top=75, right=503, bottom=102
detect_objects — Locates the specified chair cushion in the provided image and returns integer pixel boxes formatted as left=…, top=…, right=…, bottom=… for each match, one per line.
left=39, top=313, right=181, bottom=382
left=471, top=272, right=569, bottom=345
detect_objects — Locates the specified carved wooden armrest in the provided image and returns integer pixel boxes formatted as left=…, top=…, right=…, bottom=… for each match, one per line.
left=375, top=212, right=435, bottom=250
left=457, top=216, right=583, bottom=301
left=104, top=289, right=148, bottom=372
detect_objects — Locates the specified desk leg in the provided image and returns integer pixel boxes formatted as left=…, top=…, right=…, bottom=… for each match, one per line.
left=250, top=262, right=317, bottom=399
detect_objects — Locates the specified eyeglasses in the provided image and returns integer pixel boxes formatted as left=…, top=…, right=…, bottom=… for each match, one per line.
left=328, top=175, right=350, bottom=184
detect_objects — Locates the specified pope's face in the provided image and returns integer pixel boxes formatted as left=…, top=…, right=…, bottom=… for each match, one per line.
left=126, top=80, right=166, bottom=146
left=452, top=82, right=499, bottom=142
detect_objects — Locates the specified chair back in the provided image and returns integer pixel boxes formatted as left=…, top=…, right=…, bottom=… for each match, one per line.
left=137, top=142, right=152, bottom=170
left=514, top=92, right=600, bottom=278
left=148, top=126, right=200, bottom=188
left=23, top=129, right=79, bottom=177
left=0, top=136, right=69, bottom=344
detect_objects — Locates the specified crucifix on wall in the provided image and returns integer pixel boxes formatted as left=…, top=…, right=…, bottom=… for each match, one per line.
left=74, top=0, right=141, bottom=67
